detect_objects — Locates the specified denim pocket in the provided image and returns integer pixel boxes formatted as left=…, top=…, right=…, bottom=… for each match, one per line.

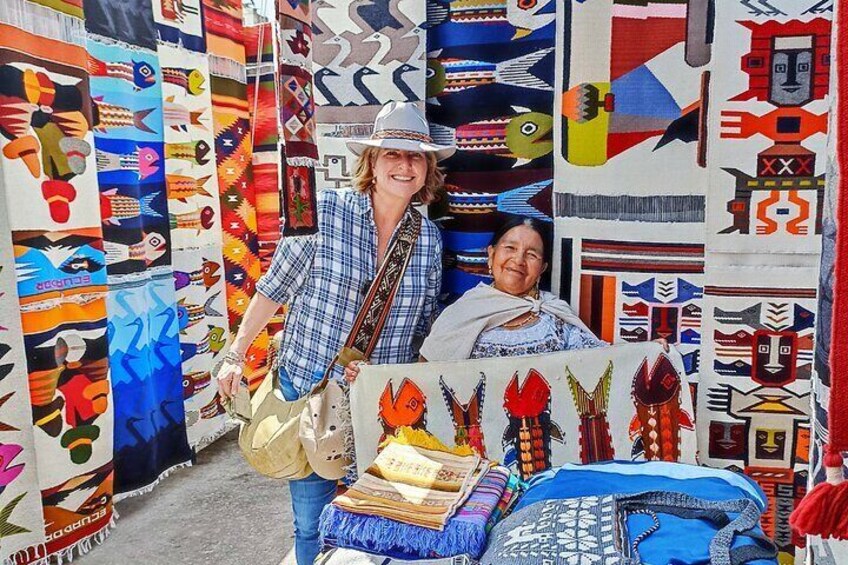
left=277, top=366, right=300, bottom=401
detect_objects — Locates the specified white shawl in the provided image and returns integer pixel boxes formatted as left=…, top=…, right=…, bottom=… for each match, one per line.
left=419, top=283, right=594, bottom=362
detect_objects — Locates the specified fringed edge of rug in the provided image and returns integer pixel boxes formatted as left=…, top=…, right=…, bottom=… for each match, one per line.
left=84, top=32, right=158, bottom=57
left=338, top=382, right=359, bottom=485
left=53, top=511, right=119, bottom=565
left=5, top=543, right=48, bottom=565
left=192, top=419, right=239, bottom=452
left=286, top=156, right=318, bottom=168
left=10, top=510, right=120, bottom=565
left=209, top=54, right=248, bottom=83
left=113, top=460, right=194, bottom=503
left=0, top=0, right=85, bottom=46
left=278, top=58, right=312, bottom=73
left=319, top=504, right=488, bottom=560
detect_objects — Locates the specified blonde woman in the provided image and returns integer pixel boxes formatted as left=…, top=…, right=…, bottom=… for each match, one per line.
left=216, top=101, right=454, bottom=565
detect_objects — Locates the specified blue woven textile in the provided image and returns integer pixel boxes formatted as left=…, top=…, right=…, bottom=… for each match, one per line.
left=515, top=461, right=777, bottom=565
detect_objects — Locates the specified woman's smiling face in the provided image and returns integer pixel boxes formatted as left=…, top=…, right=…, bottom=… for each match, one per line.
left=488, top=224, right=548, bottom=296
left=371, top=148, right=427, bottom=201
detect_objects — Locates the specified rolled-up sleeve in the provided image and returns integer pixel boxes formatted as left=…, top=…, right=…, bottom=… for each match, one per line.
left=416, top=234, right=443, bottom=337
left=255, top=234, right=318, bottom=304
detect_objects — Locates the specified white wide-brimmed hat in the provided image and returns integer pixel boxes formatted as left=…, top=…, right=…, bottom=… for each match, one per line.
left=346, top=101, right=456, bottom=162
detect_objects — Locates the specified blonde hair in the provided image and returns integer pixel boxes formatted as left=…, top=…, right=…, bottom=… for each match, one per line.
left=351, top=146, right=445, bottom=205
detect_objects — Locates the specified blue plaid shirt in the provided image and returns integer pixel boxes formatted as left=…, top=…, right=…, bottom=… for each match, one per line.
left=256, top=188, right=442, bottom=395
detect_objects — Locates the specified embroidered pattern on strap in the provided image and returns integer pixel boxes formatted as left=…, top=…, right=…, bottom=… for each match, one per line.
left=349, top=210, right=422, bottom=356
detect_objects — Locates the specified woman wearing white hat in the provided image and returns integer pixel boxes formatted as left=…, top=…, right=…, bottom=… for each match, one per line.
left=217, top=101, right=454, bottom=565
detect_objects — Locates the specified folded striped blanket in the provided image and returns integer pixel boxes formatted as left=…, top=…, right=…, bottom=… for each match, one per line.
left=321, top=466, right=513, bottom=560
left=333, top=440, right=484, bottom=530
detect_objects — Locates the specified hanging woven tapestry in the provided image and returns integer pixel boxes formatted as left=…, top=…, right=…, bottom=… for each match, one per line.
left=157, top=43, right=231, bottom=449
left=0, top=33, right=100, bottom=231
left=311, top=0, right=425, bottom=124
left=808, top=2, right=846, bottom=560
left=705, top=4, right=832, bottom=254
left=152, top=0, right=205, bottom=53
left=13, top=226, right=115, bottom=563
left=278, top=62, right=318, bottom=159
left=353, top=342, right=697, bottom=480
left=278, top=0, right=318, bottom=162
left=697, top=264, right=817, bottom=563
left=82, top=0, right=157, bottom=50
left=553, top=218, right=705, bottom=387
left=202, top=0, right=247, bottom=65
left=553, top=0, right=710, bottom=195
left=278, top=0, right=320, bottom=236
left=204, top=0, right=269, bottom=392
left=87, top=38, right=172, bottom=275
left=425, top=0, right=556, bottom=301
left=86, top=37, right=192, bottom=497
left=245, top=21, right=282, bottom=271
left=0, top=14, right=117, bottom=558
left=0, top=198, right=47, bottom=565
left=209, top=71, right=269, bottom=391
left=106, top=275, right=191, bottom=497
left=311, top=0, right=427, bottom=188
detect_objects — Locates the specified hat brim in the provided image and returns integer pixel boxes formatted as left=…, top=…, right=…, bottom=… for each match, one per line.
left=346, top=138, right=456, bottom=162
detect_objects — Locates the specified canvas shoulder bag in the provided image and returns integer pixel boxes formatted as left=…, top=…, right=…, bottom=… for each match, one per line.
left=236, top=350, right=312, bottom=480
left=300, top=209, right=422, bottom=480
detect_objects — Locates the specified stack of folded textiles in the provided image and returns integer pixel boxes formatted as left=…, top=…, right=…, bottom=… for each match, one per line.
left=319, top=429, right=520, bottom=560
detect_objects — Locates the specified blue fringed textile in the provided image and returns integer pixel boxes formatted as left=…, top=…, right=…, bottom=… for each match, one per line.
left=319, top=467, right=511, bottom=560
left=320, top=505, right=488, bottom=560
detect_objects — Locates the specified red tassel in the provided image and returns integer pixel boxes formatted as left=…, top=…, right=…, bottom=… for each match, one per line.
left=790, top=446, right=848, bottom=539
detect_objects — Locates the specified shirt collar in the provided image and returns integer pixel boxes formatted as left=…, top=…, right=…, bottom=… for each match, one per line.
left=356, top=189, right=413, bottom=224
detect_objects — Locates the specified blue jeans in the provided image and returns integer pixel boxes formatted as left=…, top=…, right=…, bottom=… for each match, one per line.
left=289, top=472, right=337, bottom=564
left=278, top=366, right=324, bottom=401
left=279, top=367, right=336, bottom=565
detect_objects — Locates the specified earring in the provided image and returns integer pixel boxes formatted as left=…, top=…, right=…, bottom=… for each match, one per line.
left=488, top=265, right=493, bottom=276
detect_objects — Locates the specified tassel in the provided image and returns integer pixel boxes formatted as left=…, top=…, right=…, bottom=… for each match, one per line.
left=790, top=445, right=848, bottom=539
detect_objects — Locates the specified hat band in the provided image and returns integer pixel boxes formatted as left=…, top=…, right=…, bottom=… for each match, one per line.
left=370, top=129, right=433, bottom=143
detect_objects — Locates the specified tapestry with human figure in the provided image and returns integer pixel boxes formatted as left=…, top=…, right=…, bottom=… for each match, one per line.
left=696, top=264, right=817, bottom=563
left=352, top=342, right=697, bottom=480
left=0, top=6, right=117, bottom=561
left=706, top=4, right=832, bottom=254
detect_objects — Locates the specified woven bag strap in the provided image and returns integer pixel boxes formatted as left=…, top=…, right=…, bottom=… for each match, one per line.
left=319, top=209, right=423, bottom=385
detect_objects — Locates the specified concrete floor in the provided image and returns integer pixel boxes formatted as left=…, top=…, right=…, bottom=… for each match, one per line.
left=78, top=430, right=296, bottom=565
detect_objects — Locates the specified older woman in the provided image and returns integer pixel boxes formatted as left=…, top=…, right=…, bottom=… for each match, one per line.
left=418, top=216, right=608, bottom=362
left=216, top=101, right=454, bottom=565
